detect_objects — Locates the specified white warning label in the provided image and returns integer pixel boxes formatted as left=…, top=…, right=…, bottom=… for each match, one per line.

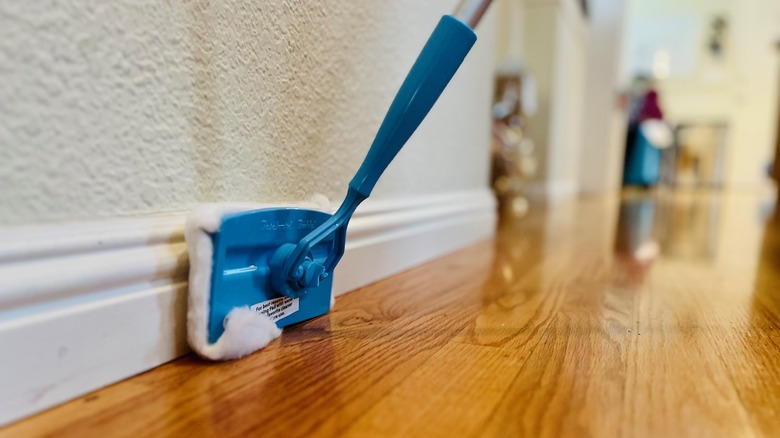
left=251, top=296, right=299, bottom=323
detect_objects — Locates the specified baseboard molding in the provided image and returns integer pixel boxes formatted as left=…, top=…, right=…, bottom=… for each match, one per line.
left=0, top=189, right=496, bottom=426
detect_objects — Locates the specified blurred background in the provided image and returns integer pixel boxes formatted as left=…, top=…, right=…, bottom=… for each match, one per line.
left=491, top=0, right=780, bottom=215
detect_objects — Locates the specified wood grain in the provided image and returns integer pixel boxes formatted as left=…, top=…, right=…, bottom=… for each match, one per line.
left=3, top=192, right=780, bottom=437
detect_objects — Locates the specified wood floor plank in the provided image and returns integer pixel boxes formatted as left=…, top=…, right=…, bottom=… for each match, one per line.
left=3, top=192, right=780, bottom=437
left=624, top=267, right=755, bottom=437
left=342, top=341, right=524, bottom=438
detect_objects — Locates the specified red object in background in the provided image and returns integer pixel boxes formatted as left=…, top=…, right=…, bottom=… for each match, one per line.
left=638, top=90, right=664, bottom=121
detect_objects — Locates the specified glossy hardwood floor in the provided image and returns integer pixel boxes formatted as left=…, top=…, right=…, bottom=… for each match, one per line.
left=4, top=190, right=780, bottom=437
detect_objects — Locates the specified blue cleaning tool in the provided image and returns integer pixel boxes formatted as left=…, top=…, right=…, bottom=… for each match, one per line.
left=206, top=15, right=477, bottom=344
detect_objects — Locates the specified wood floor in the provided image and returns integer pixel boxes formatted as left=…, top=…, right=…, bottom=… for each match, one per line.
left=4, top=191, right=780, bottom=437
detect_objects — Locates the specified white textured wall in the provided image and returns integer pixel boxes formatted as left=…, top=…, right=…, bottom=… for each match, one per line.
left=0, top=1, right=496, bottom=225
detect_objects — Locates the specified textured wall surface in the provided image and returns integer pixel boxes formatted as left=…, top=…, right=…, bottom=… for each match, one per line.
left=0, top=1, right=496, bottom=225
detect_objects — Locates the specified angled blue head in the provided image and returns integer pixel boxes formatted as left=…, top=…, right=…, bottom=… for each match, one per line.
left=207, top=208, right=335, bottom=344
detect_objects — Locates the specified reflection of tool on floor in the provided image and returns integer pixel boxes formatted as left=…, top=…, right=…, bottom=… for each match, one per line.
left=186, top=0, right=494, bottom=360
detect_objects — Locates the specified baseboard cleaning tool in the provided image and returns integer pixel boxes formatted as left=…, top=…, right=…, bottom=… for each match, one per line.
left=186, top=0, right=493, bottom=360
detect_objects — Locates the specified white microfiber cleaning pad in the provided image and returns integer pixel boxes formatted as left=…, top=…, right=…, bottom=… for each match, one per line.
left=185, top=195, right=331, bottom=360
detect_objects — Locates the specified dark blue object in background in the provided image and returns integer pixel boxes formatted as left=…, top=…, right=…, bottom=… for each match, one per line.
left=623, top=125, right=661, bottom=186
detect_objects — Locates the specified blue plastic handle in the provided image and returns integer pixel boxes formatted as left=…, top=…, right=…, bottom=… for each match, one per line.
left=270, top=15, right=477, bottom=297
left=350, top=15, right=477, bottom=197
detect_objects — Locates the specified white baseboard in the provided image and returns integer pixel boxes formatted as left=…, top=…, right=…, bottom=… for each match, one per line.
left=0, top=189, right=496, bottom=426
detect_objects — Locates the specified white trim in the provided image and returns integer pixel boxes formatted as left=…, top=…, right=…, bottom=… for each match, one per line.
left=0, top=189, right=496, bottom=426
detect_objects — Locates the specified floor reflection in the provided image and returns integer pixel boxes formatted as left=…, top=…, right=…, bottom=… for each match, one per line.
left=615, top=191, right=725, bottom=265
left=656, top=195, right=721, bottom=260
left=753, top=206, right=780, bottom=318
left=614, top=195, right=660, bottom=285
